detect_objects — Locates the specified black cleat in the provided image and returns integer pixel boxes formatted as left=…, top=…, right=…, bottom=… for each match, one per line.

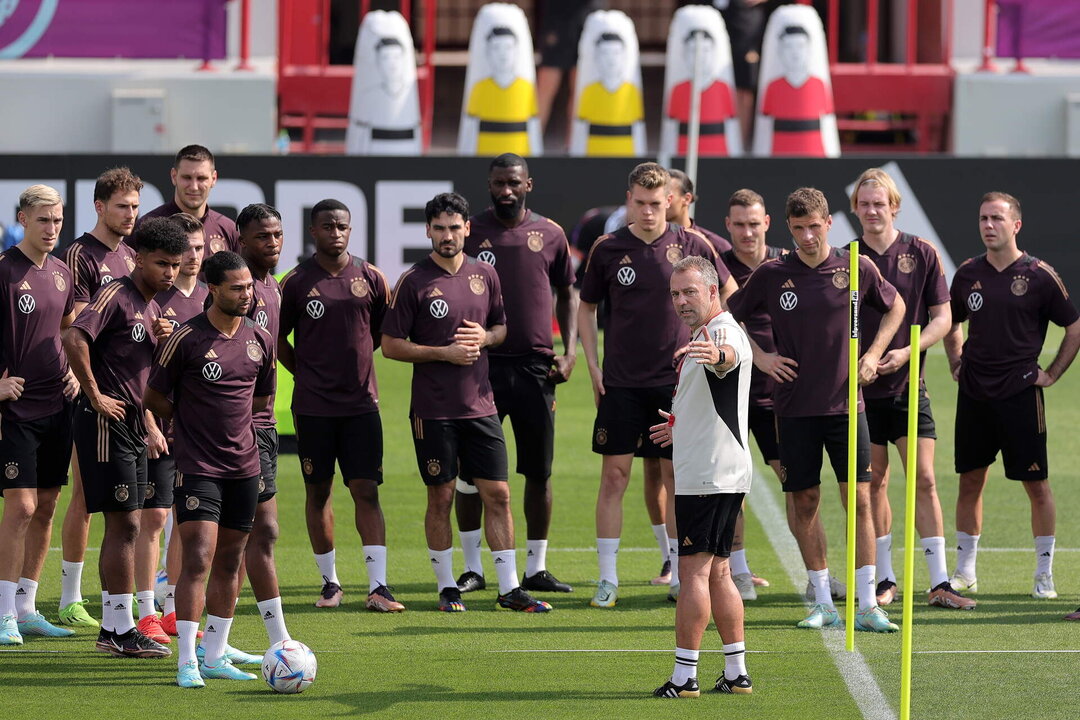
left=110, top=628, right=171, bottom=658
left=94, top=628, right=118, bottom=654
left=438, top=586, right=467, bottom=612
left=521, top=570, right=573, bottom=593
left=456, top=570, right=486, bottom=593
left=496, top=587, right=552, bottom=612
left=714, top=674, right=753, bottom=694
left=653, top=678, right=700, bottom=698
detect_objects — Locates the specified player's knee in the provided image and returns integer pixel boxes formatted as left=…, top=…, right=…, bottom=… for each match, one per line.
left=252, top=517, right=280, bottom=549
left=870, top=468, right=889, bottom=490
left=915, top=470, right=937, bottom=495
left=523, top=474, right=551, bottom=489
left=2, top=497, right=36, bottom=527
left=32, top=493, right=60, bottom=522
left=791, top=488, right=819, bottom=516
left=305, top=481, right=333, bottom=506
left=348, top=479, right=380, bottom=508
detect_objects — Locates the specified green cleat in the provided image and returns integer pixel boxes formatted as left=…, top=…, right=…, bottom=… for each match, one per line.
left=590, top=580, right=618, bottom=608
left=797, top=603, right=841, bottom=629
left=58, top=600, right=99, bottom=628
left=200, top=656, right=256, bottom=680
left=855, top=606, right=900, bottom=633
left=1, top=613, right=23, bottom=645
left=18, top=612, right=75, bottom=637
left=196, top=642, right=262, bottom=666
left=177, top=659, right=206, bottom=688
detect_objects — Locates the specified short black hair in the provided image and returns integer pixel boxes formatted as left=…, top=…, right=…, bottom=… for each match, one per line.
left=781, top=25, right=810, bottom=39
left=489, top=153, right=529, bottom=176
left=174, top=144, right=215, bottom=168
left=425, top=192, right=469, bottom=224
left=133, top=217, right=189, bottom=256
left=310, top=198, right=350, bottom=226
left=203, top=251, right=248, bottom=286
left=236, top=203, right=282, bottom=234
left=668, top=168, right=694, bottom=198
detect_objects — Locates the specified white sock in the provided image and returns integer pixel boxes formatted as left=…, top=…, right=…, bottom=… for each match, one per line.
left=668, top=537, right=680, bottom=587
left=597, top=537, right=620, bottom=586
left=15, top=578, right=38, bottom=620
left=671, top=646, right=699, bottom=685
left=59, top=560, right=84, bottom=607
left=525, top=539, right=548, bottom=577
left=491, top=549, right=519, bottom=595
left=101, top=594, right=113, bottom=631
left=808, top=568, right=833, bottom=608
left=177, top=620, right=199, bottom=667
left=729, top=549, right=751, bottom=576
left=164, top=585, right=177, bottom=616
left=876, top=534, right=895, bottom=583
left=856, top=565, right=877, bottom=611
left=723, top=641, right=747, bottom=681
left=162, top=512, right=174, bottom=565
left=363, top=545, right=387, bottom=592
left=921, top=536, right=948, bottom=588
left=111, top=593, right=135, bottom=634
left=314, top=549, right=339, bottom=585
left=1035, top=535, right=1056, bottom=577
left=201, top=614, right=232, bottom=665
left=0, top=580, right=17, bottom=617
left=652, top=524, right=670, bottom=561
left=955, top=531, right=980, bottom=579
left=136, top=590, right=156, bottom=621
left=428, top=548, right=455, bottom=591
left=459, top=529, right=484, bottom=576
left=257, top=597, right=291, bottom=645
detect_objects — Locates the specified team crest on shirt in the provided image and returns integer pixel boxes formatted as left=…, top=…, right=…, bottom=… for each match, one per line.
left=477, top=250, right=496, bottom=266
left=665, top=244, right=684, bottom=264
left=967, top=292, right=983, bottom=312
left=4, top=463, right=18, bottom=480
left=779, top=291, right=798, bottom=311
left=302, top=458, right=314, bottom=476
left=246, top=340, right=263, bottom=362
left=186, top=496, right=200, bottom=511
left=832, top=270, right=850, bottom=289
left=351, top=278, right=369, bottom=298
left=114, top=485, right=129, bottom=503
left=202, top=361, right=223, bottom=382
left=306, top=299, right=325, bottom=319
left=595, top=427, right=608, bottom=446
left=131, top=323, right=147, bottom=342
left=124, top=257, right=136, bottom=272
left=897, top=254, right=916, bottom=274
left=17, top=294, right=35, bottom=314
left=468, top=274, right=486, bottom=295
left=53, top=272, right=67, bottom=292
left=426, top=459, right=441, bottom=477
left=527, top=231, right=544, bottom=253
left=430, top=299, right=449, bottom=318
left=616, top=267, right=636, bottom=286
left=208, top=235, right=226, bottom=254
left=1011, top=276, right=1029, bottom=296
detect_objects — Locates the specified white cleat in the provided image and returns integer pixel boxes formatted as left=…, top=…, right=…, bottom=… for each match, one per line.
left=1032, top=573, right=1057, bottom=600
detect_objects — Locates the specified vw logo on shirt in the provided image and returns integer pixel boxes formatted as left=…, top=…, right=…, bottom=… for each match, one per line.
left=430, top=299, right=449, bottom=318
left=17, top=294, right=35, bottom=314
left=131, top=323, right=146, bottom=342
left=306, top=299, right=325, bottom=319
left=202, top=362, right=222, bottom=382
left=255, top=310, right=269, bottom=328
left=477, top=250, right=496, bottom=266
left=967, top=292, right=983, bottom=312
left=616, top=267, right=636, bottom=286
left=779, top=291, right=798, bottom=311
left=101, top=275, right=114, bottom=285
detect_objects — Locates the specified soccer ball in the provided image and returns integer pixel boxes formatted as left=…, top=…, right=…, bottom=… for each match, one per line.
left=262, top=640, right=317, bottom=694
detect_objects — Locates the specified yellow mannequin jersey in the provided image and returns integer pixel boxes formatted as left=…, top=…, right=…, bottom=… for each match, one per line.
left=466, top=77, right=538, bottom=155
left=578, top=81, right=643, bottom=156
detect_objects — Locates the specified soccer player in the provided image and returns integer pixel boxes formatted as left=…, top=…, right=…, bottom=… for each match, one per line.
left=145, top=251, right=276, bottom=687
left=63, top=217, right=187, bottom=657
left=382, top=192, right=550, bottom=613
left=0, top=185, right=80, bottom=645
left=278, top=199, right=403, bottom=612
left=578, top=162, right=737, bottom=608
left=944, top=192, right=1080, bottom=603
left=852, top=169, right=975, bottom=610
left=727, top=187, right=906, bottom=632
left=666, top=170, right=732, bottom=254
left=139, top=144, right=239, bottom=255
left=58, top=167, right=142, bottom=628
left=650, top=256, right=753, bottom=698
left=455, top=154, right=578, bottom=595
left=144, top=214, right=209, bottom=639
left=236, top=203, right=295, bottom=644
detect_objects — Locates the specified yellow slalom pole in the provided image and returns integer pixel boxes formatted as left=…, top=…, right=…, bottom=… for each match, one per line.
left=846, top=243, right=859, bottom=652
left=900, top=325, right=921, bottom=720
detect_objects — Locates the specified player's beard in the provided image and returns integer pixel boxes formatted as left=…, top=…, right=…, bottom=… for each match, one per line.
left=492, top=194, right=525, bottom=221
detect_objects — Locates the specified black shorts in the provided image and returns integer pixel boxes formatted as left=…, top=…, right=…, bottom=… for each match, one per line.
left=73, top=398, right=148, bottom=513
left=174, top=473, right=260, bottom=533
left=537, top=0, right=603, bottom=69
left=721, top=1, right=766, bottom=90
left=256, top=426, right=278, bottom=502
left=593, top=385, right=674, bottom=459
left=295, top=412, right=383, bottom=485
left=955, top=385, right=1047, bottom=481
left=411, top=414, right=508, bottom=486
left=865, top=385, right=936, bottom=445
left=777, top=413, right=871, bottom=492
left=490, top=355, right=556, bottom=480
left=748, top=404, right=779, bottom=464
left=0, top=403, right=73, bottom=494
left=675, top=492, right=745, bottom=558
left=144, top=455, right=176, bottom=510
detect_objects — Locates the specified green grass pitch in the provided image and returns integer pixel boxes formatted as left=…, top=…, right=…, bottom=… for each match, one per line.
left=4, top=327, right=1079, bottom=719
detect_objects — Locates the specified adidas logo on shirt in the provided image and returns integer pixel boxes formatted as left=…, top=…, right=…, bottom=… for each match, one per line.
left=19, top=281, right=31, bottom=290
left=164, top=308, right=177, bottom=317
left=134, top=312, right=143, bottom=319
left=782, top=279, right=795, bottom=289
left=307, top=288, right=321, bottom=297
left=972, top=281, right=982, bottom=290
left=619, top=255, right=632, bottom=265
left=428, top=288, right=444, bottom=298
left=100, top=263, right=112, bottom=272
left=479, top=239, right=492, bottom=248
left=258, top=298, right=266, bottom=307
left=205, top=349, right=218, bottom=359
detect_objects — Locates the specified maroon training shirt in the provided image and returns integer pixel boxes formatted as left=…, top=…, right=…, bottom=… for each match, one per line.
left=248, top=271, right=281, bottom=429
left=383, top=256, right=505, bottom=420
left=70, top=276, right=160, bottom=434
left=580, top=223, right=731, bottom=387
left=859, top=233, right=951, bottom=400
left=279, top=255, right=390, bottom=417
left=691, top=220, right=733, bottom=253
left=156, top=282, right=210, bottom=331
left=951, top=253, right=1079, bottom=401
left=64, top=233, right=137, bottom=304
left=465, top=209, right=575, bottom=359
left=0, top=247, right=75, bottom=421
left=138, top=200, right=239, bottom=255
left=722, top=245, right=786, bottom=408
left=728, top=247, right=898, bottom=417
left=148, top=313, right=275, bottom=478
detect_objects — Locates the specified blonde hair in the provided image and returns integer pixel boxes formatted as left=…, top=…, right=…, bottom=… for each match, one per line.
left=19, top=184, right=63, bottom=213
left=850, top=168, right=901, bottom=214
left=628, top=162, right=670, bottom=191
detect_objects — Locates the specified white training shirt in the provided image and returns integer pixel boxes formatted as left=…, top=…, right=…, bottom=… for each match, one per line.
left=671, top=310, right=753, bottom=495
